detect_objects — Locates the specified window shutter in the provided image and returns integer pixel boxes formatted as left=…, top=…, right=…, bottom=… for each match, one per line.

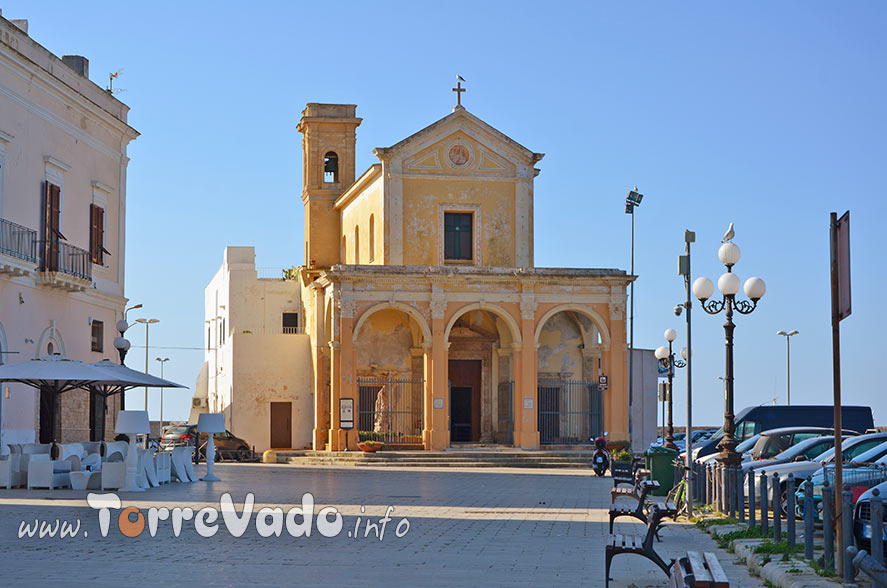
left=89, top=204, right=97, bottom=263
left=98, top=206, right=110, bottom=257
left=50, top=184, right=63, bottom=239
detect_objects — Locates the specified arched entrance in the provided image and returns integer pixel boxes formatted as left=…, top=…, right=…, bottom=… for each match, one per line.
left=535, top=308, right=605, bottom=445
left=34, top=325, right=66, bottom=443
left=353, top=303, right=431, bottom=446
left=445, top=304, right=520, bottom=444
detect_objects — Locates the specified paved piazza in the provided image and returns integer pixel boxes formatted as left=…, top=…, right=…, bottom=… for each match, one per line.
left=0, top=464, right=764, bottom=587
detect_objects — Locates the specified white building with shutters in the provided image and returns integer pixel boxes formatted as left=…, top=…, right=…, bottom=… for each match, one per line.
left=0, top=13, right=139, bottom=448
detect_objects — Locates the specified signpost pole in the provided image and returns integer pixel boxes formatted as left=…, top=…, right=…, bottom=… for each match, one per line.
left=829, top=210, right=851, bottom=576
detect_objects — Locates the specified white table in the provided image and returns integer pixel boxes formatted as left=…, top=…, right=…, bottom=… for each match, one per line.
left=69, top=470, right=101, bottom=490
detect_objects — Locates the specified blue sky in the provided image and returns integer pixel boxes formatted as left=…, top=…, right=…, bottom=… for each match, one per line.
left=5, top=1, right=884, bottom=429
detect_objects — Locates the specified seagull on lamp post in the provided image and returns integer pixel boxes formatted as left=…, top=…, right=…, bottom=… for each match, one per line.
left=721, top=222, right=735, bottom=243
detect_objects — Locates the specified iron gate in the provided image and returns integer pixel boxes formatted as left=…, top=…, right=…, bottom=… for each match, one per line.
left=537, top=380, right=603, bottom=445
left=357, top=378, right=424, bottom=445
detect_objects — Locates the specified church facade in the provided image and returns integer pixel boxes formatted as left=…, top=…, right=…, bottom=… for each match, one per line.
left=201, top=102, right=633, bottom=452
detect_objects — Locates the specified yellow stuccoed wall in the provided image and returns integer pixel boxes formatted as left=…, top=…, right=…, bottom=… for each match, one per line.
left=401, top=177, right=516, bottom=267
left=340, top=175, right=384, bottom=264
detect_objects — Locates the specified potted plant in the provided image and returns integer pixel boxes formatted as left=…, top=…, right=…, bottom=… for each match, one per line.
left=358, top=440, right=384, bottom=453
left=611, top=448, right=633, bottom=477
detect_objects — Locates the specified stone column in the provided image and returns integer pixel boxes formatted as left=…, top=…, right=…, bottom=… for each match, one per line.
left=606, top=300, right=629, bottom=443
left=338, top=300, right=356, bottom=450
left=328, top=340, right=341, bottom=450
left=517, top=301, right=539, bottom=449
left=430, top=312, right=450, bottom=450
left=423, top=344, right=433, bottom=449
left=511, top=344, right=523, bottom=447
left=312, top=286, right=327, bottom=450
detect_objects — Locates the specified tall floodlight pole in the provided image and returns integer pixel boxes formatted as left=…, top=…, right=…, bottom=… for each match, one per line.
left=625, top=188, right=643, bottom=450
left=155, top=357, right=170, bottom=427
left=678, top=230, right=695, bottom=514
left=776, top=330, right=799, bottom=405
left=135, top=318, right=159, bottom=411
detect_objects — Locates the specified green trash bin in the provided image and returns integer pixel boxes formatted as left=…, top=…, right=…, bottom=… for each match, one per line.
left=645, top=446, right=680, bottom=496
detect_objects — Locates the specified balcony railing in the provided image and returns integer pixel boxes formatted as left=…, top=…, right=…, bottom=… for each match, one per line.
left=0, top=217, right=38, bottom=262
left=238, top=326, right=305, bottom=335
left=36, top=240, right=92, bottom=281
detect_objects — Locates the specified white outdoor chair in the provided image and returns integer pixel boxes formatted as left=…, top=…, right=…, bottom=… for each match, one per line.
left=100, top=461, right=126, bottom=491
left=21, top=443, right=52, bottom=456
left=80, top=441, right=103, bottom=456
left=142, top=448, right=159, bottom=488
left=56, top=443, right=86, bottom=463
left=155, top=452, right=171, bottom=484
left=171, top=446, right=196, bottom=482
left=7, top=444, right=23, bottom=455
left=102, top=441, right=127, bottom=463
left=0, top=455, right=24, bottom=489
left=27, top=454, right=72, bottom=490
left=80, top=453, right=102, bottom=471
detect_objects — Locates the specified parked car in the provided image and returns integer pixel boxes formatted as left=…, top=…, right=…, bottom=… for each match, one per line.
left=750, top=427, right=858, bottom=461
left=694, top=405, right=874, bottom=459
left=751, top=432, right=887, bottom=513
left=743, top=435, right=844, bottom=477
left=795, top=441, right=887, bottom=522
left=160, top=424, right=251, bottom=461
left=694, top=434, right=762, bottom=466
left=854, top=481, right=887, bottom=552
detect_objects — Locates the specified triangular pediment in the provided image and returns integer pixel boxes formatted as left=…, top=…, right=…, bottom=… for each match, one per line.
left=401, top=130, right=518, bottom=176
left=374, top=106, right=543, bottom=178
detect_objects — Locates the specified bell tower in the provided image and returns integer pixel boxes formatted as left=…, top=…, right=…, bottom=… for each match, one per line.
left=297, top=103, right=362, bottom=268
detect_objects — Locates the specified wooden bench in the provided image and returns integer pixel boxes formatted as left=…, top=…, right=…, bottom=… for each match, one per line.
left=612, top=461, right=634, bottom=487
left=669, top=551, right=729, bottom=587
left=605, top=505, right=675, bottom=588
left=611, top=469, right=656, bottom=504
left=609, top=479, right=658, bottom=532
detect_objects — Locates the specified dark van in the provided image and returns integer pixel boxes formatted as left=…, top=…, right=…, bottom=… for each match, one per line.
left=694, top=405, right=874, bottom=459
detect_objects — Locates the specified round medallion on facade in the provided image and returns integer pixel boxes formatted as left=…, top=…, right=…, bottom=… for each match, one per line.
left=447, top=144, right=471, bottom=167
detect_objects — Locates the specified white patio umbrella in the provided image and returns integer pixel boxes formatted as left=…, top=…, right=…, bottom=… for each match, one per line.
left=0, top=355, right=186, bottom=444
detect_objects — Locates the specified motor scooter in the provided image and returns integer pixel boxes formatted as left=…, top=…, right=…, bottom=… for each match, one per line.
left=591, top=431, right=610, bottom=476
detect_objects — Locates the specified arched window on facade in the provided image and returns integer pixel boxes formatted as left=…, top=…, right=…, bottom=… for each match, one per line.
left=324, top=151, right=339, bottom=183
left=369, top=215, right=375, bottom=261
left=341, top=235, right=347, bottom=263
left=354, top=226, right=360, bottom=264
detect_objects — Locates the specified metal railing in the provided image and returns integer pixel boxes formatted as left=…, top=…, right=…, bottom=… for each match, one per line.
left=537, top=380, right=603, bottom=445
left=237, top=326, right=305, bottom=335
left=357, top=378, right=424, bottom=445
left=0, top=217, right=38, bottom=262
left=257, top=267, right=286, bottom=280
left=37, top=239, right=91, bottom=280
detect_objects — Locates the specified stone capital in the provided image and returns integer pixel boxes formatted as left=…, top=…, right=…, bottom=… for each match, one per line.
left=430, top=297, right=447, bottom=319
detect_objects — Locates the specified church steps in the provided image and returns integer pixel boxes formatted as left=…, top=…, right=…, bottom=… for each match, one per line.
left=273, top=449, right=598, bottom=468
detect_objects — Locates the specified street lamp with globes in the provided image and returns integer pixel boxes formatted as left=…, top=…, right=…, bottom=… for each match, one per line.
left=654, top=328, right=686, bottom=451
left=692, top=231, right=766, bottom=467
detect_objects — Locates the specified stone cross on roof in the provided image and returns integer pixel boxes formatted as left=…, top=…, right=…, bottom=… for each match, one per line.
left=452, top=75, right=466, bottom=107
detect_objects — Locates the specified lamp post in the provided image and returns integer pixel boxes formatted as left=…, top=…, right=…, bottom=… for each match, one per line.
left=692, top=229, right=766, bottom=466
left=134, top=318, right=159, bottom=411
left=654, top=329, right=686, bottom=451
left=776, top=330, right=799, bottom=405
left=155, top=357, right=169, bottom=428
left=625, top=187, right=643, bottom=449
left=678, top=229, right=695, bottom=515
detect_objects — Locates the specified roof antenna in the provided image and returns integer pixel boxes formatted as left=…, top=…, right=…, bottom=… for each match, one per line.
left=107, top=69, right=125, bottom=94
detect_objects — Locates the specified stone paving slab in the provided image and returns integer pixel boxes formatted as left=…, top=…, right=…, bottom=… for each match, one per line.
left=0, top=464, right=764, bottom=587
